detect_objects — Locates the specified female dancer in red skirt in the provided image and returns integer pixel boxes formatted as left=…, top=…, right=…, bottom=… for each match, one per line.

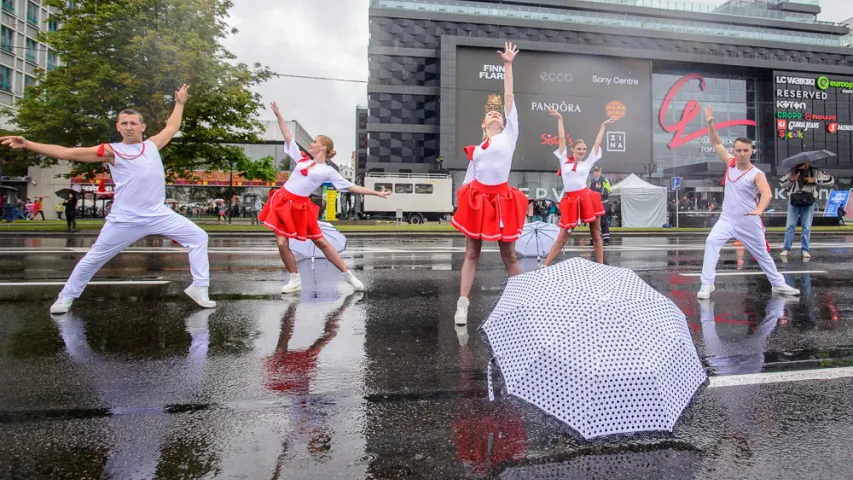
left=452, top=42, right=528, bottom=326
left=542, top=108, right=619, bottom=266
left=261, top=101, right=389, bottom=294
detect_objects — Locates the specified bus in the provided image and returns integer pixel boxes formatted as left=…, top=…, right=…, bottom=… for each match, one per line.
left=362, top=172, right=454, bottom=224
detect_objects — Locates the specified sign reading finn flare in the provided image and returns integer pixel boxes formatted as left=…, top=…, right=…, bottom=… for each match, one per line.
left=454, top=47, right=652, bottom=174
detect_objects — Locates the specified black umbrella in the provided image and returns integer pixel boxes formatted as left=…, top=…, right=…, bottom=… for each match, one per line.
left=779, top=150, right=837, bottom=172
left=0, top=185, right=17, bottom=192
left=55, top=188, right=74, bottom=199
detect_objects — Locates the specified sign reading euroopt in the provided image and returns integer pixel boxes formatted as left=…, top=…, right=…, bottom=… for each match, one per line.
left=454, top=48, right=652, bottom=173
left=774, top=70, right=853, bottom=167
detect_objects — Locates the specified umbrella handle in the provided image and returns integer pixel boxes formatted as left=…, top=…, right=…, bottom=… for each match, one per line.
left=487, top=356, right=497, bottom=402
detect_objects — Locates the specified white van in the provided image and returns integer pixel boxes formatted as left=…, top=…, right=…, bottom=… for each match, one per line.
left=362, top=172, right=454, bottom=224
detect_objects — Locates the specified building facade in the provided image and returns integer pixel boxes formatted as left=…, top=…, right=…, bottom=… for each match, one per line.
left=0, top=0, right=58, bottom=121
left=367, top=0, right=853, bottom=210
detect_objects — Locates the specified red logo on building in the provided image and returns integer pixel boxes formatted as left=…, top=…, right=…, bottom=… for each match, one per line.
left=777, top=119, right=787, bottom=130
left=828, top=122, right=838, bottom=134
left=659, top=73, right=756, bottom=150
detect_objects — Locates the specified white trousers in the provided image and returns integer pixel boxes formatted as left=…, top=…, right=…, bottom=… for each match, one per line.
left=60, top=212, right=210, bottom=299
left=700, top=216, right=785, bottom=287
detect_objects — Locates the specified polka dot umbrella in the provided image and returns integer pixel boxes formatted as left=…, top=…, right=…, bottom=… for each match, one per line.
left=479, top=257, right=707, bottom=440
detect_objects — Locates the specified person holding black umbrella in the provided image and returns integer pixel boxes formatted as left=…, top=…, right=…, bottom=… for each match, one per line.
left=779, top=161, right=833, bottom=259
left=62, top=192, right=77, bottom=232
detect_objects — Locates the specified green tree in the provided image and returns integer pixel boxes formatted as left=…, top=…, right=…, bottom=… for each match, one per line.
left=237, top=154, right=277, bottom=182
left=6, top=0, right=273, bottom=181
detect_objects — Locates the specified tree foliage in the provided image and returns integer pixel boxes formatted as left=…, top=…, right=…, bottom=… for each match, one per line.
left=7, top=0, right=273, bottom=180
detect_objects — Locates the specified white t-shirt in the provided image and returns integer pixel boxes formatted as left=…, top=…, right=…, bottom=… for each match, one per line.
left=462, top=100, right=519, bottom=186
left=106, top=140, right=172, bottom=219
left=553, top=146, right=602, bottom=193
left=282, top=139, right=353, bottom=196
left=721, top=162, right=763, bottom=220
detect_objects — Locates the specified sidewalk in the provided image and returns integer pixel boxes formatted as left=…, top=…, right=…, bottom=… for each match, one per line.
left=2, top=219, right=852, bottom=236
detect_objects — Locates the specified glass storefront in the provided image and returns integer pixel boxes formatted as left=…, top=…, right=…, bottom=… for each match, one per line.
left=652, top=69, right=759, bottom=179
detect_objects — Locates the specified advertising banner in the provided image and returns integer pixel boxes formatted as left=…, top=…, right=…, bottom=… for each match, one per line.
left=455, top=48, right=652, bottom=174
left=823, top=189, right=850, bottom=218
left=774, top=71, right=853, bottom=167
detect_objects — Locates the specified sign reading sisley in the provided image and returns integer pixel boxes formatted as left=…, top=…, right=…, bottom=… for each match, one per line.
left=455, top=48, right=652, bottom=173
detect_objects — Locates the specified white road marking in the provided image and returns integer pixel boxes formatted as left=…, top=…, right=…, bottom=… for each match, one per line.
left=0, top=281, right=170, bottom=287
left=680, top=270, right=828, bottom=277
left=708, top=366, right=853, bottom=388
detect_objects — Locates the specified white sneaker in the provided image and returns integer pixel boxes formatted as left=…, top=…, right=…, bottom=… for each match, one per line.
left=342, top=271, right=365, bottom=292
left=455, top=296, right=470, bottom=326
left=455, top=325, right=469, bottom=346
left=281, top=273, right=302, bottom=294
left=802, top=251, right=811, bottom=259
left=771, top=284, right=800, bottom=296
left=697, top=284, right=715, bottom=300
left=780, top=250, right=789, bottom=257
left=184, top=285, right=216, bottom=308
left=50, top=296, right=74, bottom=314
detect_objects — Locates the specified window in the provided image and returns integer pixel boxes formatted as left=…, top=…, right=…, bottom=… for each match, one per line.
left=26, top=2, right=38, bottom=25
left=0, top=26, right=11, bottom=53
left=1, top=0, right=13, bottom=14
left=394, top=184, right=413, bottom=194
left=374, top=183, right=392, bottom=193
left=415, top=184, right=433, bottom=194
left=24, top=75, right=34, bottom=88
left=25, top=38, right=37, bottom=64
left=47, top=50, right=56, bottom=70
left=0, top=66, right=11, bottom=92
left=48, top=19, right=57, bottom=32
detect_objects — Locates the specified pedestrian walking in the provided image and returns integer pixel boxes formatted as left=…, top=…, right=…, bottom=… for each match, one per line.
left=779, top=161, right=833, bottom=259
left=55, top=200, right=63, bottom=220
left=63, top=193, right=77, bottom=232
left=250, top=195, right=262, bottom=225
left=261, top=100, right=388, bottom=295
left=542, top=109, right=617, bottom=266
left=588, top=166, right=612, bottom=245
left=1, top=84, right=216, bottom=313
left=33, top=197, right=45, bottom=220
left=696, top=106, right=799, bottom=299
left=526, top=200, right=534, bottom=223
left=839, top=204, right=846, bottom=226
left=451, top=42, right=527, bottom=326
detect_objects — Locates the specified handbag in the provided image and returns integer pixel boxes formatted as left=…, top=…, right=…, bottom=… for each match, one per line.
left=789, top=191, right=815, bottom=207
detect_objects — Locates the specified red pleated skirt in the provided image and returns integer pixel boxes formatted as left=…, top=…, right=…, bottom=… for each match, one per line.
left=452, top=180, right=528, bottom=242
left=558, top=188, right=605, bottom=230
left=258, top=188, right=322, bottom=241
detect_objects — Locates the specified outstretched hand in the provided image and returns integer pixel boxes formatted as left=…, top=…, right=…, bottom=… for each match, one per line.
left=744, top=209, right=763, bottom=216
left=498, top=42, right=519, bottom=64
left=271, top=101, right=282, bottom=118
left=704, top=105, right=714, bottom=124
left=175, top=84, right=190, bottom=105
left=602, top=117, right=619, bottom=126
left=0, top=136, right=27, bottom=149
left=376, top=190, right=391, bottom=198
left=548, top=108, right=563, bottom=120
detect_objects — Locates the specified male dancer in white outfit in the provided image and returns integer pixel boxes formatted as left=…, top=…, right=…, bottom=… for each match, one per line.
left=1, top=85, right=216, bottom=313
left=697, top=106, right=799, bottom=299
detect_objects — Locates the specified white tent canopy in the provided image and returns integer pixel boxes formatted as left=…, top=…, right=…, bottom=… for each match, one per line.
left=610, top=174, right=668, bottom=228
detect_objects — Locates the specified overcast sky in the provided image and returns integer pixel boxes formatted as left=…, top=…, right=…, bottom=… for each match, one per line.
left=223, top=0, right=852, bottom=165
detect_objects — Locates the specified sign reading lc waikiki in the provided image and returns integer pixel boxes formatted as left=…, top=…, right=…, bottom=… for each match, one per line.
left=774, top=71, right=853, bottom=163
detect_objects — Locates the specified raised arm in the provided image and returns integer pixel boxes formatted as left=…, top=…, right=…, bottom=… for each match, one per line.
left=0, top=136, right=109, bottom=163
left=746, top=173, right=772, bottom=216
left=149, top=84, right=189, bottom=150
left=592, top=117, right=618, bottom=157
left=704, top=105, right=731, bottom=163
left=548, top=108, right=567, bottom=156
left=270, top=101, right=294, bottom=145
left=348, top=185, right=390, bottom=198
left=497, top=42, right=518, bottom=115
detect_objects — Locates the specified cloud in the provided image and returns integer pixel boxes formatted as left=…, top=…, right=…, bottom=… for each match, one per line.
left=223, top=0, right=369, bottom=167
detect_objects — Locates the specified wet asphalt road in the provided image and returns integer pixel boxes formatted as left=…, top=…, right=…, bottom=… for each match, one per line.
left=1, top=233, right=853, bottom=479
